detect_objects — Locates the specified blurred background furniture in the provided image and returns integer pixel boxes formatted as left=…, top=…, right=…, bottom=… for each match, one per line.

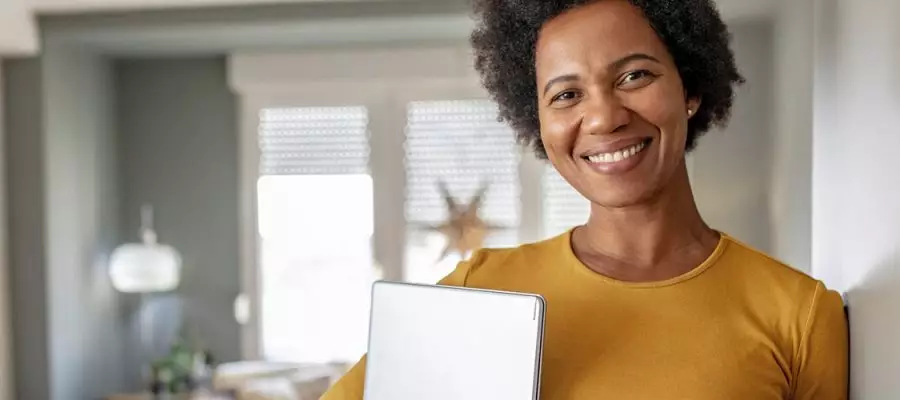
left=107, top=361, right=343, bottom=400
left=213, top=361, right=346, bottom=400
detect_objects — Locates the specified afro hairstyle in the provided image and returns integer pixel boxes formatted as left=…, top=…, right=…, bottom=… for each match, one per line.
left=470, top=0, right=745, bottom=158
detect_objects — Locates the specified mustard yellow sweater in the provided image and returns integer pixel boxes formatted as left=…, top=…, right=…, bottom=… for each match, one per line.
left=322, top=231, right=848, bottom=399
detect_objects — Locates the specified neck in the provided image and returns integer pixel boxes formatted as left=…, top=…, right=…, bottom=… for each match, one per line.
left=576, top=162, right=716, bottom=268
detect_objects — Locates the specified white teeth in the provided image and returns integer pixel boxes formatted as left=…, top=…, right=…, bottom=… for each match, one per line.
left=586, top=141, right=646, bottom=164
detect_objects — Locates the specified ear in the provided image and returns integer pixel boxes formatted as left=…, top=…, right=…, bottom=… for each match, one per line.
left=686, top=97, right=702, bottom=119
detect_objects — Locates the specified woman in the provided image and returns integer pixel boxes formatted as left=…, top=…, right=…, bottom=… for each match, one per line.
left=323, top=0, right=849, bottom=398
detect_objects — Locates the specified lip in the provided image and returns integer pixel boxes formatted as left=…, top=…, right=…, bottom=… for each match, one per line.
left=577, top=137, right=651, bottom=158
left=577, top=137, right=652, bottom=175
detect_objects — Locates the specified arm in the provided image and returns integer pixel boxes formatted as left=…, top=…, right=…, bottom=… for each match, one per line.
left=792, top=283, right=849, bottom=400
left=320, top=254, right=479, bottom=399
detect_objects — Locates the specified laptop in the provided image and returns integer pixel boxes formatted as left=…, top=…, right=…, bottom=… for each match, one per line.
left=363, top=281, right=546, bottom=400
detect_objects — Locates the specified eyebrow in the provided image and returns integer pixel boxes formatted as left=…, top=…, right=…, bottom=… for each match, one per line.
left=542, top=74, right=580, bottom=97
left=541, top=53, right=663, bottom=96
left=611, top=53, right=662, bottom=71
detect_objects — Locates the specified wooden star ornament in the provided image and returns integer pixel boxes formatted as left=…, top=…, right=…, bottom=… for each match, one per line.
left=428, top=180, right=504, bottom=262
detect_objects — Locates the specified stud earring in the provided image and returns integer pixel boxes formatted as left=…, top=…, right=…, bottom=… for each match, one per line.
left=687, top=109, right=694, bottom=116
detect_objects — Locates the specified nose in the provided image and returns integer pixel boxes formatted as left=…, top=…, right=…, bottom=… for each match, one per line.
left=580, top=91, right=631, bottom=136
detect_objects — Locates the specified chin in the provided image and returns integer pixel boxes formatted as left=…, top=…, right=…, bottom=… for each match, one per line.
left=584, top=185, right=661, bottom=209
left=567, top=160, right=665, bottom=209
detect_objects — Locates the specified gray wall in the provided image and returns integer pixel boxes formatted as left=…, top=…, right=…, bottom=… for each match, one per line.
left=692, top=20, right=775, bottom=254
left=115, top=57, right=241, bottom=384
left=43, top=46, right=126, bottom=400
left=3, top=47, right=126, bottom=400
left=0, top=61, right=13, bottom=400
left=770, top=0, right=814, bottom=272
left=3, top=53, right=241, bottom=396
left=3, top=56, right=51, bottom=400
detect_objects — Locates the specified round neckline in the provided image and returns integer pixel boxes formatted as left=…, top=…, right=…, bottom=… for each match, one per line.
left=561, top=228, right=729, bottom=289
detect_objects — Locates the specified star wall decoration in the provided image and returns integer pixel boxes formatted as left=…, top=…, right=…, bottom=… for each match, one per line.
left=428, top=180, right=504, bottom=262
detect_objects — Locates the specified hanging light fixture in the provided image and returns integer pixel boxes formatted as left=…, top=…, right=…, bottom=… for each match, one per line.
left=110, top=204, right=182, bottom=293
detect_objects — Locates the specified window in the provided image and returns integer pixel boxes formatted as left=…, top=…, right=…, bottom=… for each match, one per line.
left=256, top=107, right=377, bottom=364
left=542, top=166, right=591, bottom=238
left=247, top=99, right=593, bottom=364
left=403, top=100, right=521, bottom=284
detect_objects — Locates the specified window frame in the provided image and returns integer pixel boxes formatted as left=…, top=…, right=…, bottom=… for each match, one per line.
left=238, top=86, right=389, bottom=361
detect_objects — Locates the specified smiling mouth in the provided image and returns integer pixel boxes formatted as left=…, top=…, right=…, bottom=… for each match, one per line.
left=582, top=138, right=652, bottom=164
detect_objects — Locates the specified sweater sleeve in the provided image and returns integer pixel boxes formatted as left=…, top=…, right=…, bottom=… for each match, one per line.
left=792, top=283, right=849, bottom=400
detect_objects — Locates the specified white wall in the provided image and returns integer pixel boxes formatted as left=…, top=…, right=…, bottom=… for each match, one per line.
left=812, top=0, right=900, bottom=397
left=0, top=1, right=37, bottom=55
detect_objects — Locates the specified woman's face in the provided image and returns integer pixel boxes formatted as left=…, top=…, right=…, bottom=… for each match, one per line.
left=535, top=0, right=699, bottom=208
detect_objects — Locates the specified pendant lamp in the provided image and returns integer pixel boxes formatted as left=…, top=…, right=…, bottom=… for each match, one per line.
left=110, top=204, right=182, bottom=293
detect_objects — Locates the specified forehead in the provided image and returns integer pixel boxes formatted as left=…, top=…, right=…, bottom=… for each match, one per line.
left=535, top=0, right=672, bottom=76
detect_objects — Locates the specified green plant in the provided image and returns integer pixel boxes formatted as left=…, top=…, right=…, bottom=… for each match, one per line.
left=150, top=339, right=212, bottom=394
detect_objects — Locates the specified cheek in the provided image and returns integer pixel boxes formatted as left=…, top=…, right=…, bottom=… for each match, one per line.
left=626, top=86, right=687, bottom=144
left=539, top=112, right=580, bottom=157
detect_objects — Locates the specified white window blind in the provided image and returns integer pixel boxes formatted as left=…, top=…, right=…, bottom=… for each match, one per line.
left=257, top=106, right=376, bottom=364
left=542, top=166, right=591, bottom=238
left=403, top=100, right=521, bottom=284
left=258, top=107, right=370, bottom=175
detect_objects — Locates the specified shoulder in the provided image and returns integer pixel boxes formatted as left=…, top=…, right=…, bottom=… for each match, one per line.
left=719, top=234, right=813, bottom=280
left=439, top=232, right=569, bottom=287
left=718, top=234, right=821, bottom=291
left=717, top=233, right=844, bottom=324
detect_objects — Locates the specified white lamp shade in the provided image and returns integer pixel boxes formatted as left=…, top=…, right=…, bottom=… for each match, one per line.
left=109, top=242, right=182, bottom=293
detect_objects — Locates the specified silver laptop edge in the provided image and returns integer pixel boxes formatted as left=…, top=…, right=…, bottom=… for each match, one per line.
left=365, top=280, right=546, bottom=400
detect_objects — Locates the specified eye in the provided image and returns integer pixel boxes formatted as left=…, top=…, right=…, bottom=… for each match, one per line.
left=550, top=90, right=582, bottom=105
left=618, top=70, right=657, bottom=89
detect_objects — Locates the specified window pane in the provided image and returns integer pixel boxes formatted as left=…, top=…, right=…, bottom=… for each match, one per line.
left=403, top=100, right=521, bottom=284
left=259, top=106, right=369, bottom=175
left=542, top=166, right=591, bottom=238
left=257, top=107, right=375, bottom=364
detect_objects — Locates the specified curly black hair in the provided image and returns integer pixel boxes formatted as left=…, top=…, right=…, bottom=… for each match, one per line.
left=470, top=0, right=745, bottom=158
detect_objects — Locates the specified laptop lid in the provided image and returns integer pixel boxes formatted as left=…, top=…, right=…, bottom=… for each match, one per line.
left=364, top=281, right=545, bottom=400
